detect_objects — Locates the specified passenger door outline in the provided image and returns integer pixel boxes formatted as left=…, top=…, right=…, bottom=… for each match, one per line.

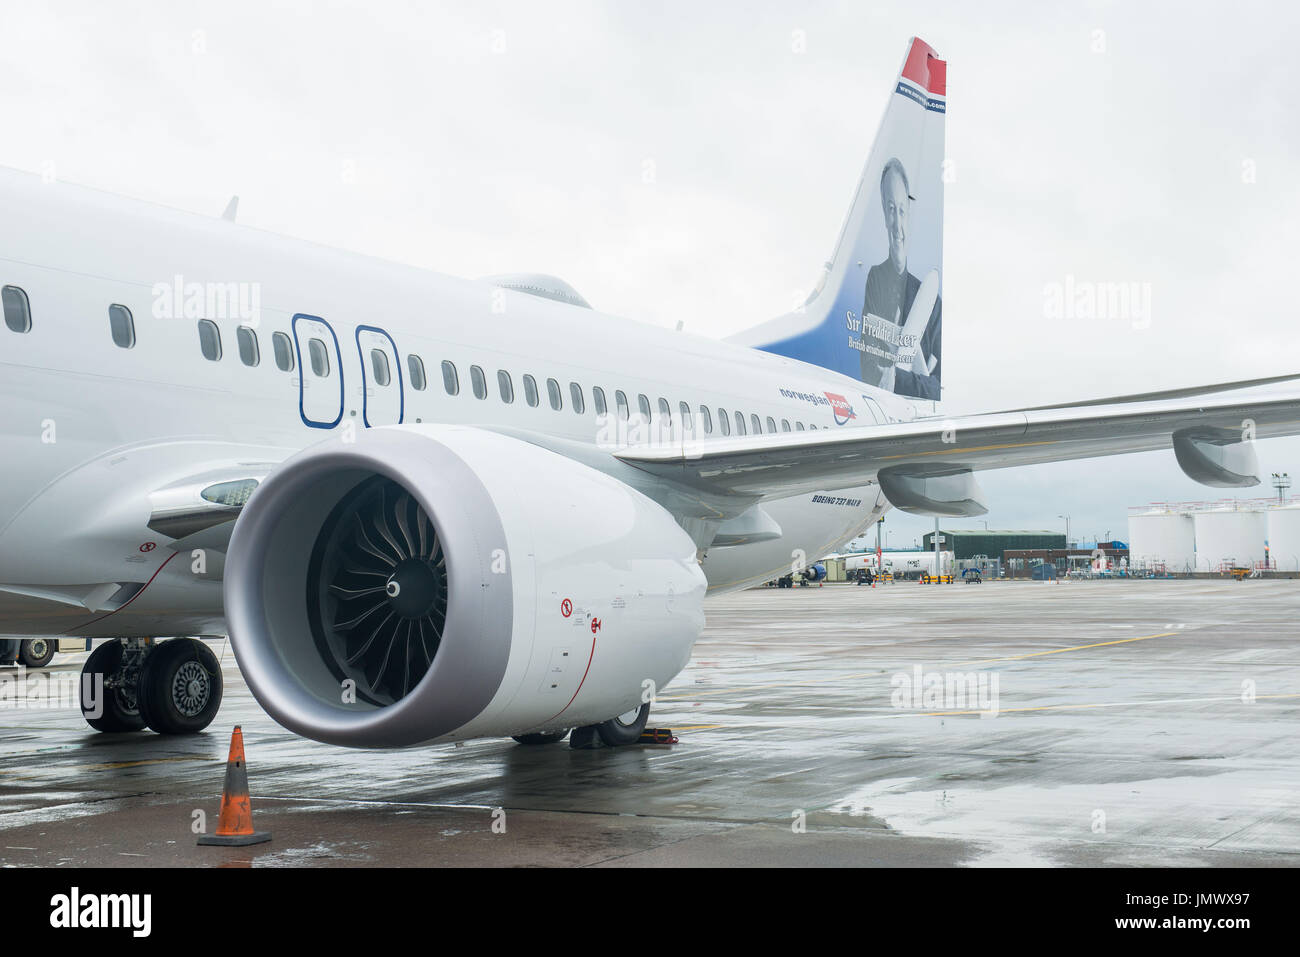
left=355, top=325, right=404, bottom=427
left=292, top=313, right=345, bottom=429
left=859, top=394, right=888, bottom=424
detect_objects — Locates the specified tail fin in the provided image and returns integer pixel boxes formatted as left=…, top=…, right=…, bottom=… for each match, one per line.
left=732, top=36, right=947, bottom=402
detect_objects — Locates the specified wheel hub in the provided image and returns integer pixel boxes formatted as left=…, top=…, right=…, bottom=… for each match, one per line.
left=171, top=661, right=210, bottom=717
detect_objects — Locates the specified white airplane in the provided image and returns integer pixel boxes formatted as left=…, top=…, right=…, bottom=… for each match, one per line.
left=1, top=37, right=1296, bottom=748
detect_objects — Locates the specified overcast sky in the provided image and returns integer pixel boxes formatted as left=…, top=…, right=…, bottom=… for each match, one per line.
left=2, top=1, right=1297, bottom=547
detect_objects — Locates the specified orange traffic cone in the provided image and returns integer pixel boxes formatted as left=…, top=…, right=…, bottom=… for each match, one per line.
left=198, top=725, right=271, bottom=846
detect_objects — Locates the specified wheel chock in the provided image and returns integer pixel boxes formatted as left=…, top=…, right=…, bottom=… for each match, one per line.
left=568, top=725, right=603, bottom=749
left=637, top=728, right=678, bottom=745
left=198, top=725, right=272, bottom=846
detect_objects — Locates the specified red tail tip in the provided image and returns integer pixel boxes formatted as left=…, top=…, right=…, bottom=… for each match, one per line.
left=902, top=37, right=946, bottom=96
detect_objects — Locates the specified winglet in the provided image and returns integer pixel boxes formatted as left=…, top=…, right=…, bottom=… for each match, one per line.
left=221, top=195, right=239, bottom=222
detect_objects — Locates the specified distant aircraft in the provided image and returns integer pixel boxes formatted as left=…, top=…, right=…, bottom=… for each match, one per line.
left=0, top=38, right=1294, bottom=748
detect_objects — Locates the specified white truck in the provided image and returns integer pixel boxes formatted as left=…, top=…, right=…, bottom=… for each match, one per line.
left=845, top=550, right=954, bottom=580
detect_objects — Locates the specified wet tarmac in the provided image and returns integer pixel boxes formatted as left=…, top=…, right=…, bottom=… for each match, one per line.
left=1, top=579, right=1298, bottom=867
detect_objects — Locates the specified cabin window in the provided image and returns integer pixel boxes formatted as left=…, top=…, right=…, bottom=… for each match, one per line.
left=108, top=304, right=135, bottom=349
left=765, top=416, right=776, bottom=434
left=2, top=285, right=30, bottom=333
left=593, top=386, right=608, bottom=415
left=796, top=422, right=805, bottom=431
left=407, top=355, right=426, bottom=390
left=658, top=397, right=671, bottom=424
left=547, top=377, right=563, bottom=410
left=615, top=390, right=629, bottom=420
left=781, top=419, right=791, bottom=432
left=198, top=320, right=223, bottom=362
left=470, top=365, right=487, bottom=399
left=308, top=338, right=330, bottom=376
left=498, top=370, right=514, bottom=404
left=735, top=411, right=747, bottom=435
left=570, top=382, right=585, bottom=413
left=718, top=408, right=731, bottom=435
left=235, top=325, right=259, bottom=365
left=523, top=374, right=539, bottom=407
left=370, top=349, right=391, bottom=386
left=441, top=360, right=459, bottom=395
left=638, top=394, right=652, bottom=420
left=273, top=332, right=295, bottom=371
left=699, top=405, right=712, bottom=434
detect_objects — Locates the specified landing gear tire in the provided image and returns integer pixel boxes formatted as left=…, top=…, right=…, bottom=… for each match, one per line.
left=595, top=702, right=651, bottom=747
left=512, top=730, right=570, bottom=745
left=18, top=638, right=56, bottom=669
left=80, top=641, right=146, bottom=733
left=136, top=638, right=223, bottom=735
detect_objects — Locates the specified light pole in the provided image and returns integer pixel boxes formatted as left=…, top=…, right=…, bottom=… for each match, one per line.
left=1058, top=514, right=1071, bottom=549
left=1272, top=473, right=1291, bottom=504
left=934, top=516, right=942, bottom=577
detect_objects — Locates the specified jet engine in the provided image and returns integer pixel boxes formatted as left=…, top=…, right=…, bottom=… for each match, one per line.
left=223, top=425, right=706, bottom=748
left=798, top=563, right=827, bottom=582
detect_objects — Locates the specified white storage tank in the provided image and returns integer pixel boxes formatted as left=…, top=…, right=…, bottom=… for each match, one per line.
left=1127, top=511, right=1195, bottom=572
left=1193, top=508, right=1268, bottom=571
left=1266, top=505, right=1300, bottom=572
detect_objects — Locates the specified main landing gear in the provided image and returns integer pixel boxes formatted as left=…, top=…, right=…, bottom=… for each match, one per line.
left=79, top=637, right=223, bottom=735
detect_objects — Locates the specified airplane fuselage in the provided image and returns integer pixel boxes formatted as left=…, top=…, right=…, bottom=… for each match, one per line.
left=0, top=168, right=911, bottom=638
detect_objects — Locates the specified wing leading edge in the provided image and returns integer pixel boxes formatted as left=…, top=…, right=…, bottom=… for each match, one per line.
left=615, top=389, right=1300, bottom=503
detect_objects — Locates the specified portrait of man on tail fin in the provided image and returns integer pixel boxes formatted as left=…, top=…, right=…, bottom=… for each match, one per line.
left=859, top=157, right=942, bottom=400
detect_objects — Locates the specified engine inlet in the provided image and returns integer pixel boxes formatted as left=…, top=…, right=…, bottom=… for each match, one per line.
left=307, top=476, right=448, bottom=706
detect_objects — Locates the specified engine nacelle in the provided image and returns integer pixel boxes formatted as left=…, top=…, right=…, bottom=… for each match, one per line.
left=1172, top=427, right=1260, bottom=488
left=224, top=425, right=706, bottom=748
left=798, top=563, right=827, bottom=582
left=878, top=465, right=989, bottom=517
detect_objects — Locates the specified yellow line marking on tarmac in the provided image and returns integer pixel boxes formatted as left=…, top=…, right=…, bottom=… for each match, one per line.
left=82, top=755, right=209, bottom=771
left=904, top=691, right=1300, bottom=718
left=671, top=724, right=726, bottom=731
left=656, top=631, right=1179, bottom=700
left=657, top=692, right=1300, bottom=731
left=944, top=631, right=1178, bottom=668
left=0, top=754, right=207, bottom=776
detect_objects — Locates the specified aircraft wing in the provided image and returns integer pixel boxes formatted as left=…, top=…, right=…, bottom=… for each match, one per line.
left=614, top=388, right=1300, bottom=511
